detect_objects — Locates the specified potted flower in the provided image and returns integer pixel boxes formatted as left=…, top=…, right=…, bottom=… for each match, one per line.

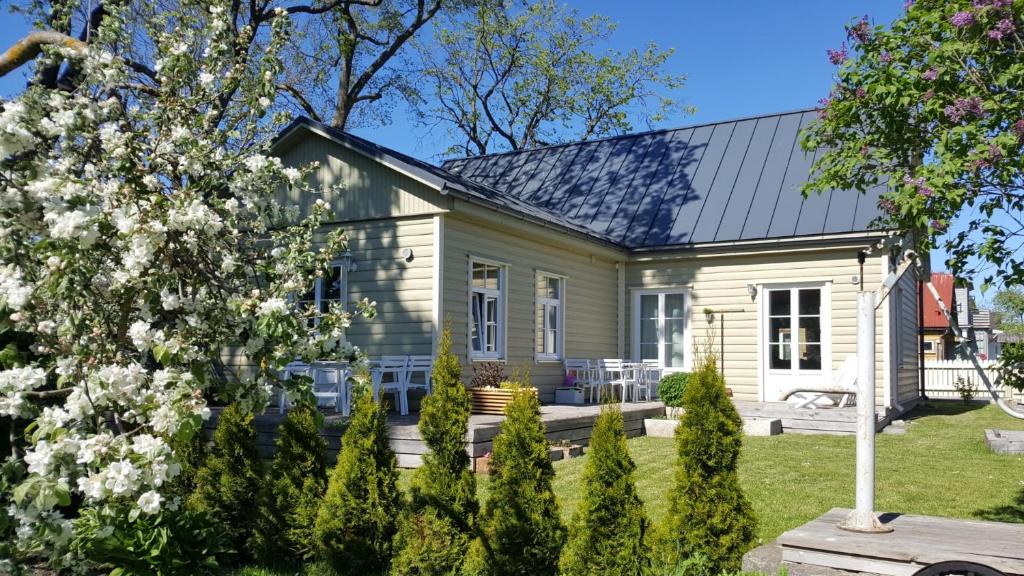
left=469, top=364, right=537, bottom=415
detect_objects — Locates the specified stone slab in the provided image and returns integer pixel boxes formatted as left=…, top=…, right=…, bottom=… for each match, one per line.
left=643, top=418, right=678, bottom=438
left=985, top=428, right=1024, bottom=455
left=743, top=417, right=783, bottom=436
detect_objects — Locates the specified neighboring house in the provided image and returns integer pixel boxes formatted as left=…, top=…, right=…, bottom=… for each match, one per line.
left=252, top=108, right=920, bottom=412
left=970, top=308, right=1000, bottom=360
left=920, top=272, right=957, bottom=360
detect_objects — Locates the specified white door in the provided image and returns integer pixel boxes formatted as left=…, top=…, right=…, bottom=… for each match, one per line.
left=763, top=285, right=829, bottom=400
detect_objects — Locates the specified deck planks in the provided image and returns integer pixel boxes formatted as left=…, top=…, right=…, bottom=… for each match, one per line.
left=778, top=508, right=1024, bottom=576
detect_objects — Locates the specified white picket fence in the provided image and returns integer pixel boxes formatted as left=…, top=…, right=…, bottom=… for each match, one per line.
left=922, top=359, right=1021, bottom=401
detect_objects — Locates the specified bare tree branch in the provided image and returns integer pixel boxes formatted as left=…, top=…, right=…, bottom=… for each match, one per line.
left=0, top=31, right=87, bottom=78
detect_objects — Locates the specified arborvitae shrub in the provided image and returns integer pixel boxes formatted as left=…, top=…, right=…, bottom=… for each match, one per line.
left=165, top=423, right=209, bottom=500
left=658, top=356, right=757, bottom=574
left=252, top=404, right=328, bottom=565
left=559, top=405, right=650, bottom=576
left=187, top=404, right=264, bottom=561
left=391, top=323, right=478, bottom=575
left=658, top=372, right=691, bottom=408
left=474, top=388, right=565, bottom=576
left=315, top=388, right=401, bottom=576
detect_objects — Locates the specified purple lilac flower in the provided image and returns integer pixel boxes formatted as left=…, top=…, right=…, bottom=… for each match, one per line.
left=879, top=198, right=897, bottom=214
left=950, top=11, right=975, bottom=28
left=848, top=15, right=871, bottom=44
left=922, top=90, right=936, bottom=101
left=855, top=87, right=867, bottom=98
left=944, top=96, right=986, bottom=122
left=1012, top=119, right=1024, bottom=137
left=922, top=68, right=939, bottom=81
left=989, top=143, right=1004, bottom=161
left=827, top=43, right=849, bottom=65
left=931, top=219, right=947, bottom=232
left=918, top=186, right=934, bottom=198
left=880, top=51, right=893, bottom=63
left=988, top=18, right=1015, bottom=40
left=904, top=0, right=914, bottom=11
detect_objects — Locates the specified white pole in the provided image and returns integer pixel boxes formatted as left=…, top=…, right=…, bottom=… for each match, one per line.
left=840, top=291, right=892, bottom=533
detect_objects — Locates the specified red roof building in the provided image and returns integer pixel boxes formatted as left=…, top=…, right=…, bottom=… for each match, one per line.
left=921, top=272, right=955, bottom=329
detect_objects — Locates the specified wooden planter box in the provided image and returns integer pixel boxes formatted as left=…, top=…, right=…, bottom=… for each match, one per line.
left=470, top=387, right=538, bottom=415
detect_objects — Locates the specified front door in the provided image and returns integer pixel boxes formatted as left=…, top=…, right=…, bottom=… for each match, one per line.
left=763, top=285, right=829, bottom=400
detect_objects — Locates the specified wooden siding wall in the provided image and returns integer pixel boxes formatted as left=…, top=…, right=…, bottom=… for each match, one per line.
left=326, top=218, right=436, bottom=357
left=442, top=213, right=621, bottom=401
left=220, top=216, right=437, bottom=377
left=890, top=268, right=921, bottom=407
left=276, top=133, right=447, bottom=221
left=625, top=247, right=893, bottom=404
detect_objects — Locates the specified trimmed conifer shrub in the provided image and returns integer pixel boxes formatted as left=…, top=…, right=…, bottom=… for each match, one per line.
left=658, top=355, right=757, bottom=574
left=315, top=388, right=401, bottom=575
left=252, top=404, right=328, bottom=565
left=391, top=323, right=478, bottom=575
left=187, top=403, right=264, bottom=561
left=474, top=388, right=565, bottom=576
left=559, top=405, right=650, bottom=576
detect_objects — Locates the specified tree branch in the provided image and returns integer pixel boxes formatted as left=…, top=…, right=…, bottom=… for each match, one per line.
left=0, top=31, right=87, bottom=78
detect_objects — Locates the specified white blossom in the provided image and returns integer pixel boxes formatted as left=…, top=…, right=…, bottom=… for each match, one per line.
left=137, top=490, right=163, bottom=515
left=257, top=297, right=289, bottom=316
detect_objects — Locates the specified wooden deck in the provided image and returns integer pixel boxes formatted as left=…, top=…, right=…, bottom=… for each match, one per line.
left=778, top=508, right=1024, bottom=576
left=386, top=401, right=665, bottom=468
left=734, top=401, right=892, bottom=435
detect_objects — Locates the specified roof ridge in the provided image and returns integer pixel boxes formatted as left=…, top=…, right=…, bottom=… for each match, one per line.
left=441, top=106, right=822, bottom=165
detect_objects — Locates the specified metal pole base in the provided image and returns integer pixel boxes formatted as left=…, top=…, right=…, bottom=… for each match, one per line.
left=839, top=509, right=894, bottom=533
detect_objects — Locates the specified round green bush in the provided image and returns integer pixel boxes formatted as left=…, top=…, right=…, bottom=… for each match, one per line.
left=658, top=372, right=691, bottom=408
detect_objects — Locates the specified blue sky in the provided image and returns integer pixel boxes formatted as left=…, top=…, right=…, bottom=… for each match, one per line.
left=5, top=0, right=1011, bottom=298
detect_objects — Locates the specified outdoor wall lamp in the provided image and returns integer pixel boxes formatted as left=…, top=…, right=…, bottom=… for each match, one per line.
left=746, top=283, right=757, bottom=301
left=341, top=250, right=357, bottom=272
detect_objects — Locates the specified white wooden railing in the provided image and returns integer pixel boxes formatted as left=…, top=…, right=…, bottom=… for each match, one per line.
left=922, top=359, right=1022, bottom=401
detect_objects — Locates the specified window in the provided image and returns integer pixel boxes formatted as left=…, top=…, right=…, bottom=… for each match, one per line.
left=535, top=273, right=564, bottom=360
left=296, top=260, right=347, bottom=328
left=922, top=340, right=935, bottom=353
left=470, top=260, right=505, bottom=359
left=633, top=290, right=688, bottom=369
left=767, top=286, right=823, bottom=372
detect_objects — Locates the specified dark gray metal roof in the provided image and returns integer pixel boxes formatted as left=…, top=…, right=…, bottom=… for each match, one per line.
left=443, top=109, right=887, bottom=249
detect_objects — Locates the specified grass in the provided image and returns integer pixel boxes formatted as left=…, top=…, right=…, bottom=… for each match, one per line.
left=232, top=402, right=1024, bottom=574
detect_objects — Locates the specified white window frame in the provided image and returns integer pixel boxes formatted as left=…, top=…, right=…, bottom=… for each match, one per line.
left=294, top=259, right=349, bottom=328
left=468, top=257, right=508, bottom=360
left=535, top=271, right=566, bottom=362
left=763, top=283, right=830, bottom=375
left=922, top=340, right=935, bottom=353
left=631, top=288, right=691, bottom=371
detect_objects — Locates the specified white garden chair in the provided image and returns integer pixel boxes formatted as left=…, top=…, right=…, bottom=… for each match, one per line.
left=597, top=359, right=629, bottom=402
left=564, top=359, right=597, bottom=402
left=310, top=361, right=350, bottom=415
left=277, top=361, right=311, bottom=412
left=371, top=356, right=409, bottom=415
left=405, top=355, right=434, bottom=397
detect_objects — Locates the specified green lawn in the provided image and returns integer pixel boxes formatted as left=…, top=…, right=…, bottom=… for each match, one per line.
left=234, top=402, right=1024, bottom=575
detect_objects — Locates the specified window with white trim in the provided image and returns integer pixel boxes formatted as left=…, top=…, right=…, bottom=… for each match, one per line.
left=470, top=260, right=505, bottom=358
left=296, top=260, right=347, bottom=328
left=634, top=290, right=687, bottom=368
left=922, top=340, right=935, bottom=353
left=535, top=274, right=564, bottom=360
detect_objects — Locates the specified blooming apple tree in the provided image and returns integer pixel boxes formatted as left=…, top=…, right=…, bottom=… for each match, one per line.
left=0, top=0, right=372, bottom=568
left=802, top=0, right=1024, bottom=289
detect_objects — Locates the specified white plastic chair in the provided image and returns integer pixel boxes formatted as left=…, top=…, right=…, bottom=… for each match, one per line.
left=310, top=361, right=350, bottom=415
left=371, top=356, right=409, bottom=415
left=633, top=360, right=660, bottom=402
left=405, top=355, right=434, bottom=397
left=598, top=359, right=629, bottom=402
left=564, top=359, right=597, bottom=402
left=277, top=361, right=310, bottom=412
